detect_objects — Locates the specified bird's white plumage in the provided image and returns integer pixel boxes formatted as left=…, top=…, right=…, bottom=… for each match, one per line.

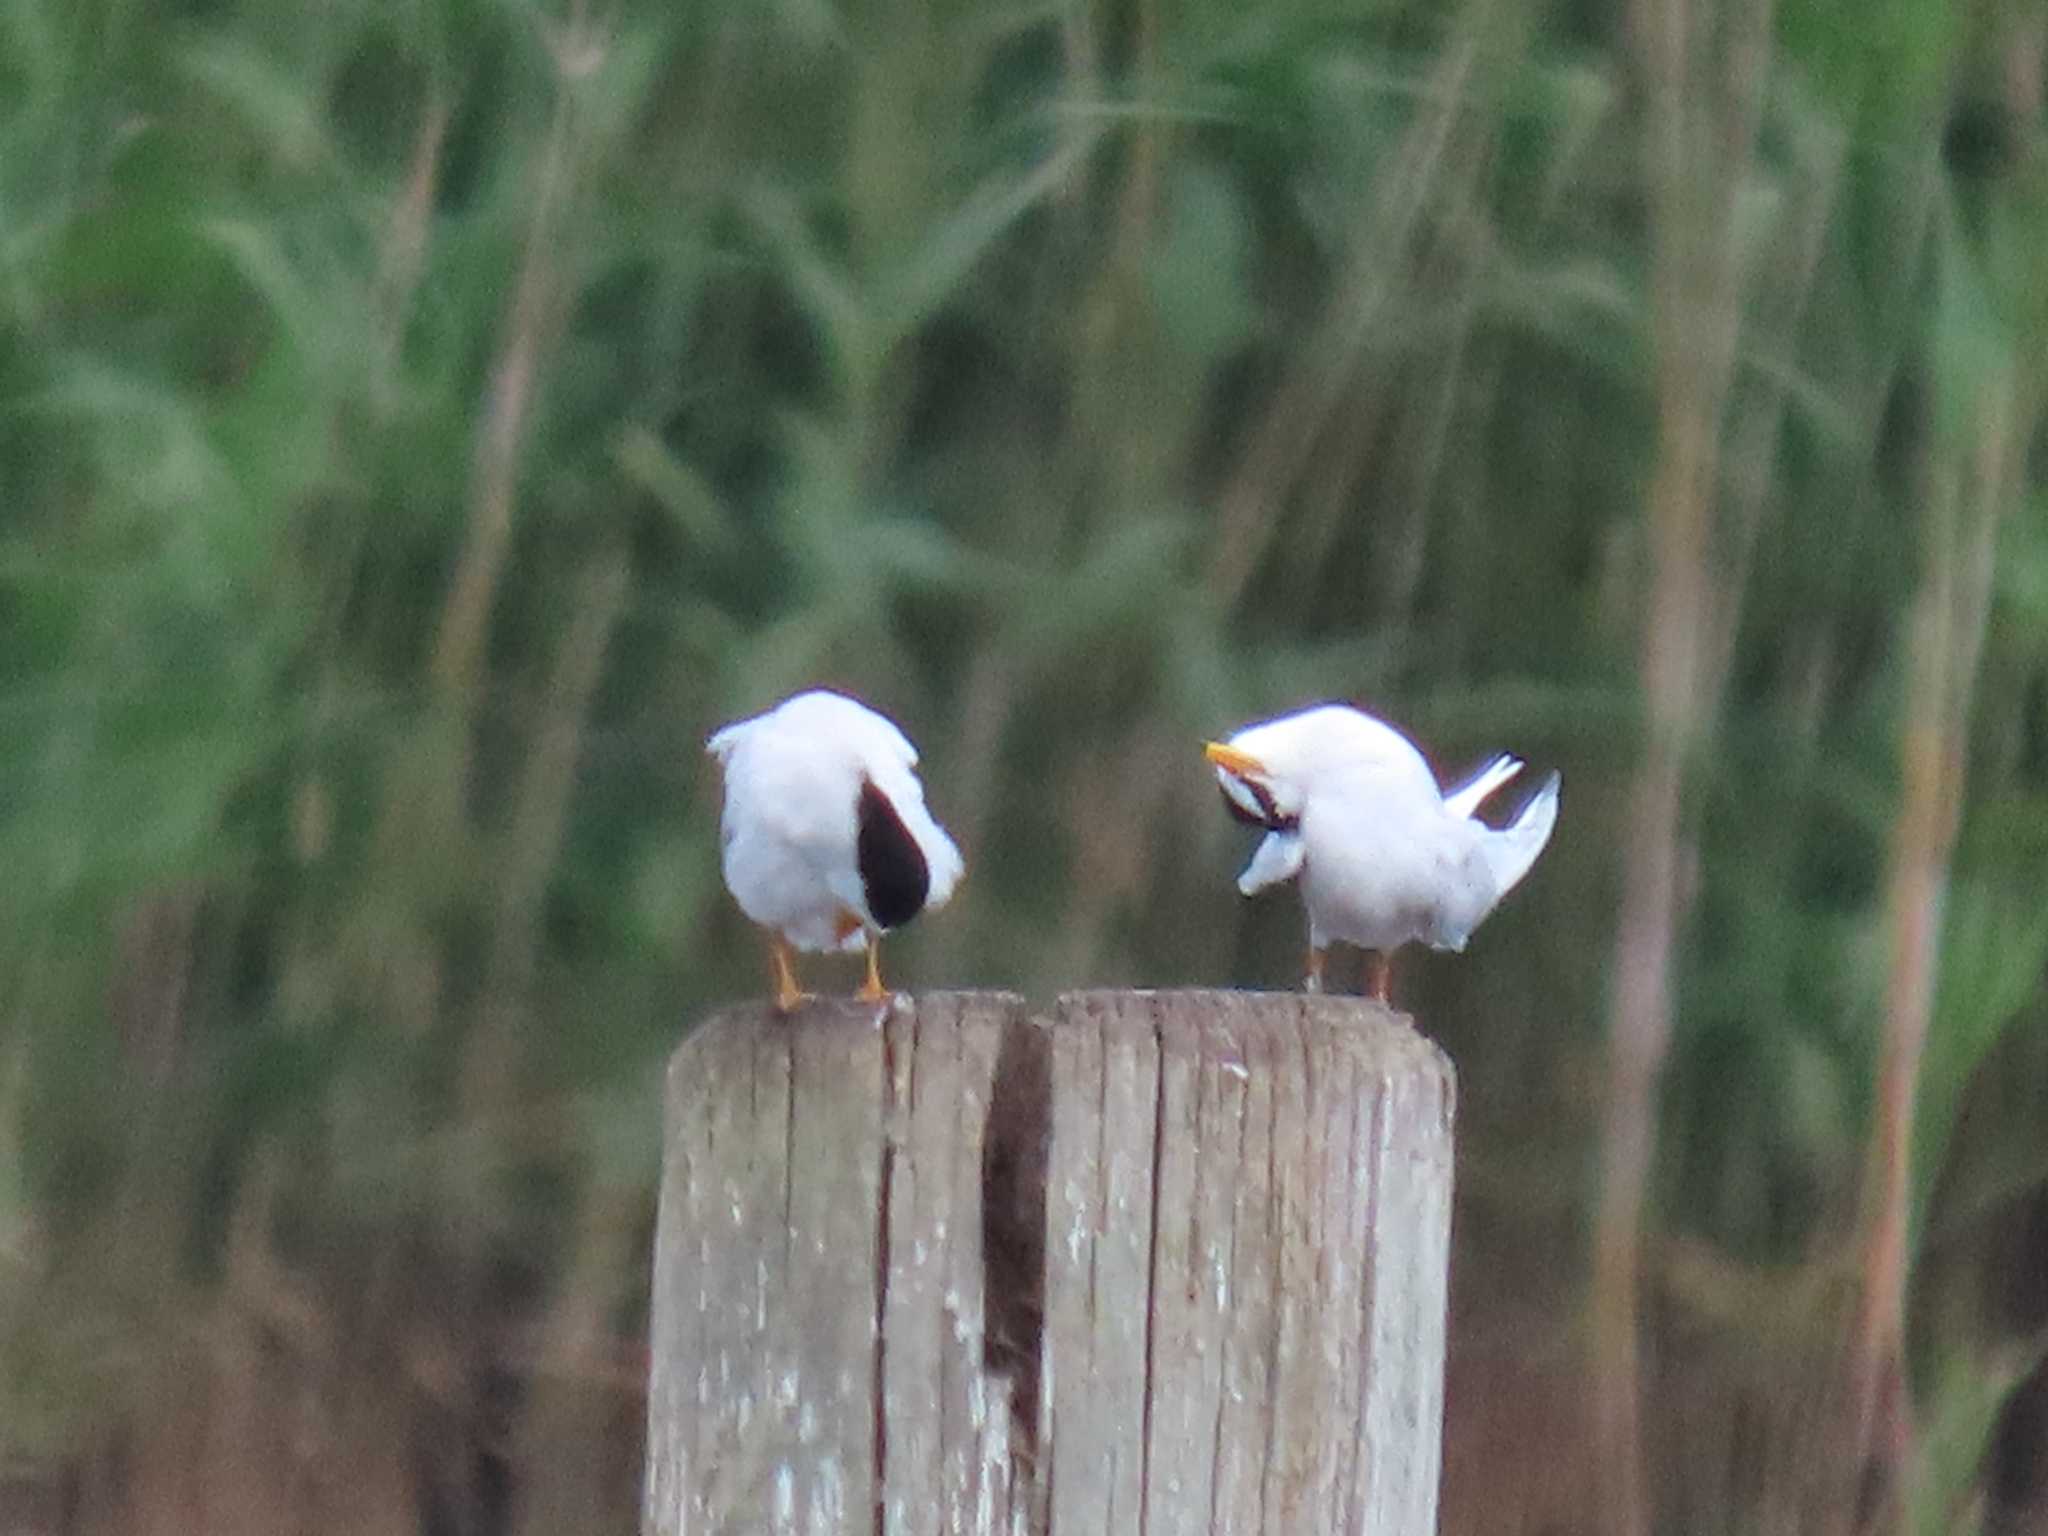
left=1236, top=829, right=1306, bottom=895
left=708, top=690, right=963, bottom=952
left=1443, top=752, right=1524, bottom=820
left=1212, top=704, right=1558, bottom=956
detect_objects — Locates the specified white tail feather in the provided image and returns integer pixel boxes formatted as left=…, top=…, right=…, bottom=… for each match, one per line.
left=1482, top=771, right=1560, bottom=901
left=1445, top=753, right=1524, bottom=820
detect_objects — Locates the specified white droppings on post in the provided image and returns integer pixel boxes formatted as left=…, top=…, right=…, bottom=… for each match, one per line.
left=807, top=1457, right=844, bottom=1535
left=772, top=1464, right=793, bottom=1526
left=967, top=1369, right=987, bottom=1431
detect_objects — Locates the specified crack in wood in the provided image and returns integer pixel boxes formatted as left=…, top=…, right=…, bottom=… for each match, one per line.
left=873, top=1011, right=898, bottom=1536
left=1137, top=996, right=1169, bottom=1536
left=981, top=1009, right=1050, bottom=1506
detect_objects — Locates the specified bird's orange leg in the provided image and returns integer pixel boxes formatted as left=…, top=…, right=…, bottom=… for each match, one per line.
left=769, top=936, right=809, bottom=1013
left=1305, top=945, right=1327, bottom=994
left=1364, top=950, right=1392, bottom=1005
left=856, top=934, right=888, bottom=1003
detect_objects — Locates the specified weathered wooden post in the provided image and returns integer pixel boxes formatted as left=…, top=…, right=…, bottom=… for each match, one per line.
left=644, top=989, right=1455, bottom=1536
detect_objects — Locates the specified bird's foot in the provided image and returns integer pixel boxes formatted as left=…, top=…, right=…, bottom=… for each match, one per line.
left=770, top=939, right=811, bottom=1013
left=855, top=936, right=890, bottom=1004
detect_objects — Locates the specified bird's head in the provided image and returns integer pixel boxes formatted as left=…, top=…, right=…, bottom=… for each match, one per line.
left=1204, top=735, right=1304, bottom=833
left=1206, top=705, right=1411, bottom=831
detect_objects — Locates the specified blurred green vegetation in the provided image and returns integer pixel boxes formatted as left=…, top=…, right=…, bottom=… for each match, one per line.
left=1, top=0, right=2046, bottom=1531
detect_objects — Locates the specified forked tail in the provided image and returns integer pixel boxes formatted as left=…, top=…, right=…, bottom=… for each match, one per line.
left=1445, top=752, right=1524, bottom=819
left=1482, top=770, right=1560, bottom=901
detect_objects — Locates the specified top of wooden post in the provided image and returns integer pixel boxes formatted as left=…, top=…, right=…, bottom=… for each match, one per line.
left=663, top=986, right=1451, bottom=1096
left=646, top=988, right=1454, bottom=1536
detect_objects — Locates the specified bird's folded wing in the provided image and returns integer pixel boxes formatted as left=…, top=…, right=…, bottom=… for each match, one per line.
left=1237, top=830, right=1306, bottom=895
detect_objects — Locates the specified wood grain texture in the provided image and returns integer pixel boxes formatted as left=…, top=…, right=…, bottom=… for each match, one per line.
left=645, top=992, right=1040, bottom=1536
left=645, top=989, right=1454, bottom=1536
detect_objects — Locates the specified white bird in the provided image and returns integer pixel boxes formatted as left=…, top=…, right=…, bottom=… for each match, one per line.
left=1204, top=703, right=1558, bottom=1003
left=707, top=689, right=964, bottom=1010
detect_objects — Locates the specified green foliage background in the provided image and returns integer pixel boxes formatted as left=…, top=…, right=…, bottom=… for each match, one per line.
left=2, top=0, right=2046, bottom=1530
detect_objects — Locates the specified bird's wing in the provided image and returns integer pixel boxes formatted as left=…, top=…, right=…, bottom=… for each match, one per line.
left=1236, top=830, right=1306, bottom=896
